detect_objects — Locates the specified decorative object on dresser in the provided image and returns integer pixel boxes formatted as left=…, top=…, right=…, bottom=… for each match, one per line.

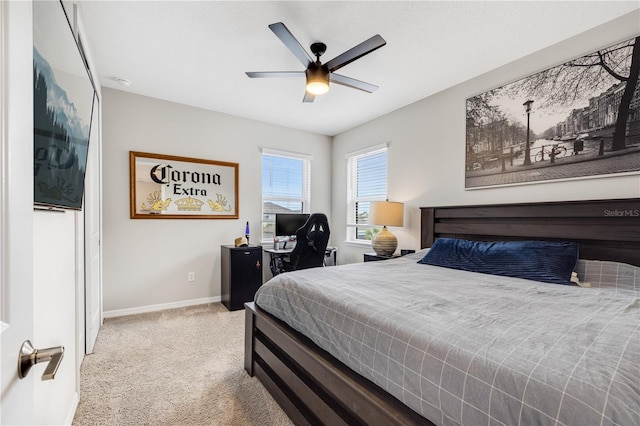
left=220, top=245, right=262, bottom=311
left=234, top=236, right=248, bottom=247
left=369, top=201, right=404, bottom=256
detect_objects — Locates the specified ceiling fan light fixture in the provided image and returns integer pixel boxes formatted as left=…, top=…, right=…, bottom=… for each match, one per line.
left=305, top=67, right=329, bottom=95
left=306, top=80, right=329, bottom=95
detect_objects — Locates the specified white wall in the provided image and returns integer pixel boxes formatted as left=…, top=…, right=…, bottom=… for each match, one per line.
left=332, top=11, right=640, bottom=265
left=101, top=89, right=331, bottom=313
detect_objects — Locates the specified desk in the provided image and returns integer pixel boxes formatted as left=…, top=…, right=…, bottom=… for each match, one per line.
left=264, top=246, right=337, bottom=276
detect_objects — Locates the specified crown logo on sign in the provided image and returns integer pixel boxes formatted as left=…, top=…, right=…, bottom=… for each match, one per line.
left=175, top=197, right=204, bottom=211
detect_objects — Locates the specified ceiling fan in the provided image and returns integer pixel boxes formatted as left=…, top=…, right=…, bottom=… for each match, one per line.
left=246, top=22, right=386, bottom=103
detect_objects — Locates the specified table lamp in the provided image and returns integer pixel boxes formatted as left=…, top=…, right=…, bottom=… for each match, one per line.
left=369, top=201, right=404, bottom=256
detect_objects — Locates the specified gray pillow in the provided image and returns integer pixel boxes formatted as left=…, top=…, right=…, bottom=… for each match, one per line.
left=574, top=259, right=639, bottom=294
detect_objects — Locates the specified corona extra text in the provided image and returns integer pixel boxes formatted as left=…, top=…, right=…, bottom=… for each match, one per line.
left=150, top=164, right=222, bottom=196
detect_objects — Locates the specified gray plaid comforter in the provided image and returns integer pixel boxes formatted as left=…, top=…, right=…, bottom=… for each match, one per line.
left=254, top=252, right=640, bottom=426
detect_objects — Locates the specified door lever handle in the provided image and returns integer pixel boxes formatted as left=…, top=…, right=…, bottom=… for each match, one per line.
left=18, top=340, right=65, bottom=381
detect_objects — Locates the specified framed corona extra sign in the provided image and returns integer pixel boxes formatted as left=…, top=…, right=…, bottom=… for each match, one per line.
left=129, top=151, right=239, bottom=219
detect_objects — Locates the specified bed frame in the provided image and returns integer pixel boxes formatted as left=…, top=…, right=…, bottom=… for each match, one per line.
left=245, top=198, right=640, bottom=425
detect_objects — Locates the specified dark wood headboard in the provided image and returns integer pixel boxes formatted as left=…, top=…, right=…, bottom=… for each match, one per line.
left=421, top=198, right=640, bottom=267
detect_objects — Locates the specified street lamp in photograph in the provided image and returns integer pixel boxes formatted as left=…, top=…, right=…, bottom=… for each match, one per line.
left=523, top=100, right=534, bottom=166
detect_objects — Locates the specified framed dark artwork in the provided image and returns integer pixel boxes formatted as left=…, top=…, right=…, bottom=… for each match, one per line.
left=130, top=151, right=239, bottom=219
left=465, top=35, right=640, bottom=189
left=33, top=0, right=96, bottom=209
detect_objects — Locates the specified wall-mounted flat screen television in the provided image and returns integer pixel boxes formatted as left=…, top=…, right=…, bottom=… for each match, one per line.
left=275, top=213, right=310, bottom=237
left=33, top=0, right=96, bottom=210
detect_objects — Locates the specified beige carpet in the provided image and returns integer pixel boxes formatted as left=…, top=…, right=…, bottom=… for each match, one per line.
left=73, top=303, right=293, bottom=426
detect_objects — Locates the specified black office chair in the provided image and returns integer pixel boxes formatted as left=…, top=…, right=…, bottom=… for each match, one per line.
left=287, top=213, right=330, bottom=271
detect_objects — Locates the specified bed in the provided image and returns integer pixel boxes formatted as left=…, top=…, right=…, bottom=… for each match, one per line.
left=244, top=198, right=640, bottom=425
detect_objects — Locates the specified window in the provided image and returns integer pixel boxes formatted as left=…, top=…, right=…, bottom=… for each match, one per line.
left=346, top=144, right=387, bottom=242
left=262, top=149, right=311, bottom=241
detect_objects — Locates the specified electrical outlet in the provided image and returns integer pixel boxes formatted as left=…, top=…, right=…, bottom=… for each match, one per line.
left=187, top=272, right=195, bottom=282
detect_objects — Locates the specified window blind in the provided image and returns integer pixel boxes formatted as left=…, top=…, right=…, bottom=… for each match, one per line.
left=261, top=150, right=311, bottom=241
left=346, top=145, right=387, bottom=242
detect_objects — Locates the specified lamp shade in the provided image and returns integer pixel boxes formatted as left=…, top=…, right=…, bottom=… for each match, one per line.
left=305, top=66, right=329, bottom=95
left=369, top=201, right=404, bottom=227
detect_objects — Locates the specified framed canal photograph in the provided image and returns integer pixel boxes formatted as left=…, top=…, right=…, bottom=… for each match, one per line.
left=130, top=151, right=239, bottom=219
left=465, top=35, right=640, bottom=189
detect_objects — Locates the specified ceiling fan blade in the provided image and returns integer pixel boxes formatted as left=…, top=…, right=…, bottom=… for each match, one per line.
left=246, top=71, right=305, bottom=78
left=302, top=92, right=315, bottom=103
left=269, top=22, right=313, bottom=68
left=330, top=73, right=379, bottom=93
left=325, top=34, right=386, bottom=73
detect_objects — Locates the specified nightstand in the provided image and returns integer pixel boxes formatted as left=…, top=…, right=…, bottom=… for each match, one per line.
left=363, top=252, right=400, bottom=262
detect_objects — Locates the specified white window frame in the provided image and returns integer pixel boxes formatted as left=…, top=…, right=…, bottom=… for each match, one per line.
left=346, top=143, right=388, bottom=244
left=261, top=148, right=311, bottom=243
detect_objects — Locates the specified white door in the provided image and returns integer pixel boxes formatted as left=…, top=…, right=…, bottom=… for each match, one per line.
left=84, top=94, right=101, bottom=354
left=1, top=1, right=35, bottom=424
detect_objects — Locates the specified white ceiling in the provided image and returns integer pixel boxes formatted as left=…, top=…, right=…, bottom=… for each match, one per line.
left=78, top=1, right=640, bottom=136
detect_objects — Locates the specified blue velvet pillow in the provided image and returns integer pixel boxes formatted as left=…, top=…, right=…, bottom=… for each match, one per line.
left=418, top=238, right=579, bottom=285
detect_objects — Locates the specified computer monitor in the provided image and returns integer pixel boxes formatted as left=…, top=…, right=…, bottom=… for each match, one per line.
left=275, top=213, right=309, bottom=238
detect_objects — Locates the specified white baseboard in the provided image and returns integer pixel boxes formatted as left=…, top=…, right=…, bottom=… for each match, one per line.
left=103, top=296, right=222, bottom=319
left=65, top=391, right=79, bottom=425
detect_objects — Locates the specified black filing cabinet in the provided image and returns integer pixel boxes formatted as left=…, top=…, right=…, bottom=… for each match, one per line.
left=221, top=245, right=263, bottom=311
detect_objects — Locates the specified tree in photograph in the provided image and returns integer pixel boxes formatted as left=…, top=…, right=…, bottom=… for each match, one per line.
left=504, top=36, right=640, bottom=151
left=466, top=90, right=500, bottom=126
left=466, top=90, right=535, bottom=167
left=466, top=90, right=503, bottom=159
